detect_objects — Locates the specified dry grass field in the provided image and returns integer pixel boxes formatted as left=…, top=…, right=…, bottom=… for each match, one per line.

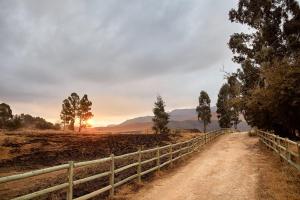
left=0, top=129, right=198, bottom=174
left=1, top=131, right=299, bottom=200
left=0, top=129, right=199, bottom=199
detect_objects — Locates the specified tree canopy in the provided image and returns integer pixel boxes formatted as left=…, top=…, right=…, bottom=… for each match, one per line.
left=61, top=92, right=93, bottom=132
left=196, top=91, right=212, bottom=132
left=152, top=95, right=170, bottom=134
left=228, top=0, right=300, bottom=138
left=0, top=103, right=13, bottom=128
left=216, top=84, right=232, bottom=128
left=0, top=103, right=59, bottom=130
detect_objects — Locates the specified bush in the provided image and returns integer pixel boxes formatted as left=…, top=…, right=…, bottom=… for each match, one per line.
left=6, top=116, right=22, bottom=130
left=35, top=121, right=54, bottom=130
left=248, top=129, right=257, bottom=137
left=53, top=123, right=61, bottom=130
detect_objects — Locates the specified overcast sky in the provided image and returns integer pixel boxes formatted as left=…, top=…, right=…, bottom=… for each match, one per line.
left=0, top=0, right=243, bottom=126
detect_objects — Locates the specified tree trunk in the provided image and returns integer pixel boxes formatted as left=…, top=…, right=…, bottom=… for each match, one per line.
left=203, top=121, right=206, bottom=133
left=79, top=118, right=82, bottom=132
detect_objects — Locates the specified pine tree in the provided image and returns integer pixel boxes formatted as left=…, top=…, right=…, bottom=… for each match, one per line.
left=216, top=84, right=232, bottom=128
left=0, top=103, right=13, bottom=128
left=196, top=91, right=211, bottom=132
left=67, top=93, right=80, bottom=130
left=60, top=99, right=73, bottom=130
left=152, top=95, right=170, bottom=134
left=78, top=94, right=93, bottom=132
left=227, top=75, right=241, bottom=129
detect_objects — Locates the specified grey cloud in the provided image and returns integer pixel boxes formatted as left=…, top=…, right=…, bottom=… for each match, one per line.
left=0, top=0, right=242, bottom=123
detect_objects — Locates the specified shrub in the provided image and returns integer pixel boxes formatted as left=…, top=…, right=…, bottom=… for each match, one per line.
left=248, top=128, right=257, bottom=137
left=5, top=116, right=22, bottom=130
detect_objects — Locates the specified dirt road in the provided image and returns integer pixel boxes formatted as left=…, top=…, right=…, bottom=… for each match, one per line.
left=129, top=133, right=263, bottom=200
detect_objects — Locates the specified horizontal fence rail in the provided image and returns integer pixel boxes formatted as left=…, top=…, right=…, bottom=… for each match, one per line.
left=257, top=130, right=300, bottom=171
left=0, top=129, right=232, bottom=200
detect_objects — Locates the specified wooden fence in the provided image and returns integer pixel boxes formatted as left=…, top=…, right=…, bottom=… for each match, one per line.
left=0, top=129, right=231, bottom=200
left=257, top=130, right=300, bottom=171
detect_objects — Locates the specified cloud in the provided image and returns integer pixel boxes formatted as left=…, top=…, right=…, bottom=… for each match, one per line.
left=0, top=0, right=242, bottom=125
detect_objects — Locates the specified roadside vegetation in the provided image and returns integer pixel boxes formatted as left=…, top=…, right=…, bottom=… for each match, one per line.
left=0, top=103, right=60, bottom=131
left=216, top=0, right=300, bottom=139
left=196, top=91, right=212, bottom=133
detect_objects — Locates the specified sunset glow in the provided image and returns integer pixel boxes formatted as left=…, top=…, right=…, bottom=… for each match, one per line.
left=86, top=119, right=96, bottom=127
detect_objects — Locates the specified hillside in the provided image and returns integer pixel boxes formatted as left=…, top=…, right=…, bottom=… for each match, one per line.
left=97, top=107, right=250, bottom=133
left=120, top=107, right=219, bottom=125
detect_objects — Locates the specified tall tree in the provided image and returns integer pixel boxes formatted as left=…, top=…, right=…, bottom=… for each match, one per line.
left=78, top=94, right=93, bottom=132
left=60, top=93, right=94, bottom=132
left=152, top=95, right=170, bottom=134
left=229, top=0, right=300, bottom=65
left=67, top=93, right=80, bottom=130
left=60, top=99, right=73, bottom=130
left=196, top=91, right=212, bottom=132
left=216, top=84, right=232, bottom=128
left=228, top=0, right=300, bottom=137
left=227, top=75, right=241, bottom=129
left=0, top=103, right=13, bottom=128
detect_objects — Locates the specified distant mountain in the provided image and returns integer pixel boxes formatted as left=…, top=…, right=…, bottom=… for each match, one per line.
left=169, top=120, right=250, bottom=132
left=96, top=107, right=250, bottom=134
left=102, top=107, right=250, bottom=133
left=120, top=107, right=219, bottom=125
left=120, top=116, right=152, bottom=126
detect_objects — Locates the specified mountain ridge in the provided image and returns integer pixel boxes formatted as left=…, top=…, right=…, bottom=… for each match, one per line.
left=119, top=107, right=219, bottom=126
left=97, top=107, right=250, bottom=133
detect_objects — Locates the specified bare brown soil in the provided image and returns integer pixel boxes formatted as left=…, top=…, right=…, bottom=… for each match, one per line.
left=0, top=130, right=198, bottom=174
left=121, top=133, right=300, bottom=200
left=0, top=130, right=198, bottom=199
left=1, top=132, right=299, bottom=200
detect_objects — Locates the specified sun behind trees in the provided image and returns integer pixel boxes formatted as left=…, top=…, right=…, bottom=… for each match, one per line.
left=196, top=91, right=212, bottom=133
left=60, top=92, right=93, bottom=132
left=152, top=95, right=170, bottom=134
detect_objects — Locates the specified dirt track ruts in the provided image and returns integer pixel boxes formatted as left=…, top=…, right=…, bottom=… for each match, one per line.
left=129, top=133, right=261, bottom=200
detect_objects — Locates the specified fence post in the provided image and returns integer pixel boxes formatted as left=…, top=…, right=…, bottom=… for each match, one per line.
left=205, top=134, right=207, bottom=144
left=179, top=143, right=182, bottom=157
left=137, top=147, right=142, bottom=183
left=272, top=134, right=277, bottom=152
left=156, top=146, right=160, bottom=171
left=194, top=138, right=198, bottom=151
left=285, top=138, right=291, bottom=161
left=276, top=135, right=280, bottom=154
left=170, top=144, right=173, bottom=167
left=109, top=154, right=115, bottom=197
left=297, top=143, right=300, bottom=163
left=287, top=139, right=291, bottom=161
left=67, top=161, right=74, bottom=200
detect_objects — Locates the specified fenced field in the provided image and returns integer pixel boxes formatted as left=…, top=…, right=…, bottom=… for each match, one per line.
left=257, top=130, right=300, bottom=171
left=0, top=129, right=231, bottom=200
